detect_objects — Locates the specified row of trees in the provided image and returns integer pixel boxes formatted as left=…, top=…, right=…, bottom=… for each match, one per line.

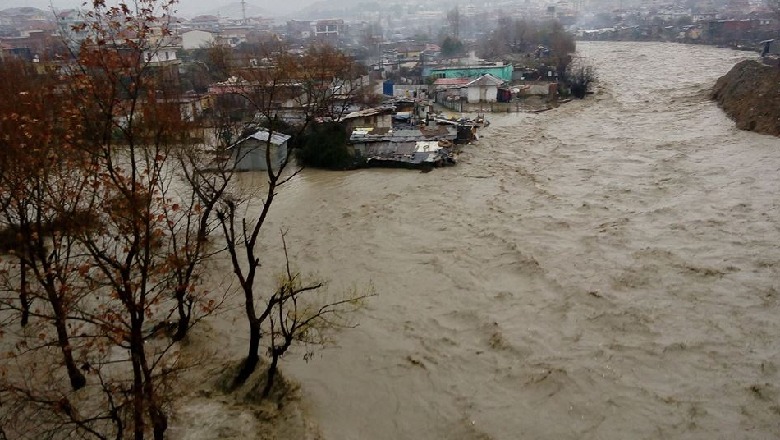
left=478, top=18, right=576, bottom=69
left=0, top=1, right=370, bottom=438
left=769, top=0, right=780, bottom=19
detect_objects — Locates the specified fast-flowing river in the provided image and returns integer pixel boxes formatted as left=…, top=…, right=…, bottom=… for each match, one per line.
left=197, top=42, right=780, bottom=439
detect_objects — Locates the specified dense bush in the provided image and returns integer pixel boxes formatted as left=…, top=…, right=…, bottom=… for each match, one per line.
left=441, top=36, right=465, bottom=57
left=293, top=122, right=353, bottom=169
left=565, top=65, right=596, bottom=99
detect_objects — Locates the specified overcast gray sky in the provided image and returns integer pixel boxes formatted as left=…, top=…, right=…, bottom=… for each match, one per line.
left=0, top=0, right=320, bottom=17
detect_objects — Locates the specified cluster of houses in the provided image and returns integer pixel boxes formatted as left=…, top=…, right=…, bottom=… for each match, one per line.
left=578, top=17, right=779, bottom=47
left=231, top=97, right=485, bottom=171
left=0, top=7, right=567, bottom=173
left=379, top=60, right=562, bottom=115
left=0, top=7, right=350, bottom=58
left=2, top=0, right=778, bottom=56
left=576, top=2, right=779, bottom=47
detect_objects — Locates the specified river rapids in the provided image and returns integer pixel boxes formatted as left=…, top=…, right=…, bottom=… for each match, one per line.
left=188, top=42, right=780, bottom=440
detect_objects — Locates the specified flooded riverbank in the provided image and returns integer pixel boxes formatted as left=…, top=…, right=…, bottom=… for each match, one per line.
left=183, top=42, right=780, bottom=440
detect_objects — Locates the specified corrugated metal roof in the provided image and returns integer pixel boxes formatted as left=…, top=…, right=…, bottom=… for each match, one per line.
left=342, top=107, right=394, bottom=120
left=359, top=140, right=452, bottom=166
left=431, top=64, right=507, bottom=71
left=350, top=126, right=457, bottom=144
left=433, top=78, right=470, bottom=86
left=466, top=74, right=505, bottom=87
left=233, top=129, right=291, bottom=147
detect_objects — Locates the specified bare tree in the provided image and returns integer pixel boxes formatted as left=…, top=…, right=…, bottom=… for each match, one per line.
left=768, top=0, right=780, bottom=20
left=214, top=42, right=372, bottom=389
left=66, top=1, right=221, bottom=436
left=1, top=1, right=224, bottom=438
left=261, top=232, right=371, bottom=397
left=447, top=6, right=461, bottom=39
left=1, top=6, right=373, bottom=439
left=0, top=56, right=91, bottom=391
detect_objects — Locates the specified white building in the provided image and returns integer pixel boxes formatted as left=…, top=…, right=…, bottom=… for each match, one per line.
left=465, top=74, right=504, bottom=103
left=230, top=129, right=291, bottom=171
left=181, top=29, right=216, bottom=50
left=144, top=46, right=178, bottom=64
left=141, top=35, right=181, bottom=65
left=312, top=19, right=344, bottom=39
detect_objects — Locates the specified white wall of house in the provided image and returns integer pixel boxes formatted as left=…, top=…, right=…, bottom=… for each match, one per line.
left=392, top=85, right=427, bottom=98
left=517, top=83, right=556, bottom=96
left=144, top=49, right=177, bottom=63
left=467, top=84, right=498, bottom=103
left=179, top=99, right=204, bottom=122
left=181, top=30, right=216, bottom=50
left=232, top=138, right=289, bottom=171
left=344, top=113, right=393, bottom=132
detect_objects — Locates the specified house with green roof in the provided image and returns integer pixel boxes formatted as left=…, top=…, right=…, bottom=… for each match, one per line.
left=424, top=64, right=514, bottom=82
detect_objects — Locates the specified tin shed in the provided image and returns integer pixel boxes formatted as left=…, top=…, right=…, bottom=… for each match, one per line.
left=230, top=129, right=291, bottom=171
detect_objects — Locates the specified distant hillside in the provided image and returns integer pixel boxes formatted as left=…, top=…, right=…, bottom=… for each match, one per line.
left=0, top=7, right=47, bottom=16
left=289, top=0, right=375, bottom=19
left=712, top=59, right=780, bottom=137
left=187, top=0, right=324, bottom=18
left=192, top=1, right=271, bottom=18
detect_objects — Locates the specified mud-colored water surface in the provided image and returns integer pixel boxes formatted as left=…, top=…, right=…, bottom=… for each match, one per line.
left=182, top=42, right=780, bottom=439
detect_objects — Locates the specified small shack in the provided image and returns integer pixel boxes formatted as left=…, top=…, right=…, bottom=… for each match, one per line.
left=465, top=74, right=504, bottom=103
left=230, top=129, right=291, bottom=171
left=348, top=125, right=460, bottom=168
left=340, top=107, right=394, bottom=132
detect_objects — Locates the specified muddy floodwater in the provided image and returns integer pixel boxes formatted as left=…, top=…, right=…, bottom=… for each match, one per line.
left=200, top=42, right=780, bottom=439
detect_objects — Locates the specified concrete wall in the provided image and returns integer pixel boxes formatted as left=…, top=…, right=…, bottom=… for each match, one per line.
left=516, top=82, right=557, bottom=96
left=391, top=85, right=428, bottom=98
left=144, top=49, right=177, bottom=63
left=345, top=113, right=392, bottom=131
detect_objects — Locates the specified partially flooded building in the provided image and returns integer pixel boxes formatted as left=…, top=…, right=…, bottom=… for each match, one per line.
left=230, top=129, right=291, bottom=171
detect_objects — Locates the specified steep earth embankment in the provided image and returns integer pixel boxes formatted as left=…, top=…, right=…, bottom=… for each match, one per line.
left=712, top=59, right=780, bottom=136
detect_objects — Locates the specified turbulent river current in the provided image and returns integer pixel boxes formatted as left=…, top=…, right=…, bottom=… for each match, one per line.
left=197, top=42, right=780, bottom=439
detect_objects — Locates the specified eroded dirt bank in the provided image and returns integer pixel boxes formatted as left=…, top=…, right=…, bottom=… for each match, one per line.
left=713, top=59, right=780, bottom=136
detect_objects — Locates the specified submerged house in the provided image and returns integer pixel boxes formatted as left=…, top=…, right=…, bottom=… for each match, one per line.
left=432, top=74, right=505, bottom=104
left=340, top=107, right=394, bottom=132
left=360, top=140, right=455, bottom=168
left=348, top=125, right=459, bottom=168
left=432, top=78, right=470, bottom=105
left=230, top=129, right=291, bottom=171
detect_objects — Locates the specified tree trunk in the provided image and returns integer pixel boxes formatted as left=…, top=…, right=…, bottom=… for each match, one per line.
left=51, top=297, right=86, bottom=390
left=151, top=413, right=167, bottom=440
left=172, top=313, right=189, bottom=342
left=19, top=259, right=29, bottom=327
left=233, top=319, right=260, bottom=386
left=130, top=316, right=146, bottom=440
left=145, top=368, right=168, bottom=440
left=131, top=303, right=169, bottom=440
left=171, top=287, right=189, bottom=342
left=261, top=351, right=279, bottom=398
